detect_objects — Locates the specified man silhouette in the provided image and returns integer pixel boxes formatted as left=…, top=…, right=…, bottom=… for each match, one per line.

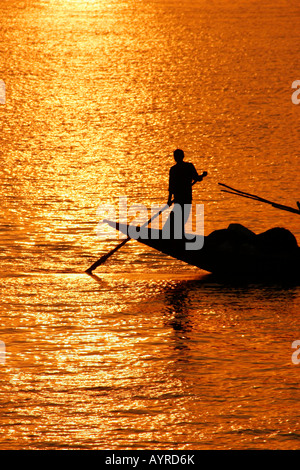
left=164, top=149, right=206, bottom=238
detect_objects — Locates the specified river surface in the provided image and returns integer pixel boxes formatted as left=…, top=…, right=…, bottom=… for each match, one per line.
left=0, top=0, right=300, bottom=450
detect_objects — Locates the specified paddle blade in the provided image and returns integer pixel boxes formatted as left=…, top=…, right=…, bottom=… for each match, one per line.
left=85, top=236, right=130, bottom=273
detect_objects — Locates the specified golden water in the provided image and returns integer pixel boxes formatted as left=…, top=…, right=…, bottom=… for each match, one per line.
left=0, top=0, right=300, bottom=449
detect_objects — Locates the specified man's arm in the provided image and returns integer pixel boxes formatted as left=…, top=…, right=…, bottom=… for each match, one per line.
left=190, top=163, right=201, bottom=183
left=191, top=163, right=207, bottom=183
left=167, top=168, right=174, bottom=206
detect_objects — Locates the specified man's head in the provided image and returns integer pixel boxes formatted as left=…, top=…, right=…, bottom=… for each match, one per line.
left=174, top=149, right=184, bottom=163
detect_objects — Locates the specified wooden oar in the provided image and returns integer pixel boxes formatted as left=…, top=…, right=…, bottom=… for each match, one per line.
left=85, top=202, right=170, bottom=274
left=85, top=172, right=207, bottom=274
left=219, top=183, right=300, bottom=215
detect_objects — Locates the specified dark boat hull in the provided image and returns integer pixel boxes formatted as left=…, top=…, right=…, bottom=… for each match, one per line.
left=104, top=219, right=300, bottom=280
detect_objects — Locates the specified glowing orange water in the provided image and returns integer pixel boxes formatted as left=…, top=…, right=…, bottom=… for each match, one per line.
left=0, top=0, right=300, bottom=450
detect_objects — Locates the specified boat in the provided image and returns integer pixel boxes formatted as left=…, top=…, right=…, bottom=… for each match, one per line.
left=104, top=219, right=300, bottom=281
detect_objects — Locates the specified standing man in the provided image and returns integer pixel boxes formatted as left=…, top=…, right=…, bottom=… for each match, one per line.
left=164, top=149, right=207, bottom=238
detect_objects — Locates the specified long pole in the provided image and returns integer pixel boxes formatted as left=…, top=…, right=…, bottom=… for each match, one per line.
left=86, top=173, right=207, bottom=274
left=219, top=182, right=300, bottom=215
left=85, top=201, right=171, bottom=274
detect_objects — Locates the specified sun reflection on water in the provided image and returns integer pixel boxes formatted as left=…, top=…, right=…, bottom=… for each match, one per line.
left=1, top=0, right=300, bottom=451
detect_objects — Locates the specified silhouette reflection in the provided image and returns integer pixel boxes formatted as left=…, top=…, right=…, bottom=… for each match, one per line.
left=162, top=280, right=196, bottom=350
